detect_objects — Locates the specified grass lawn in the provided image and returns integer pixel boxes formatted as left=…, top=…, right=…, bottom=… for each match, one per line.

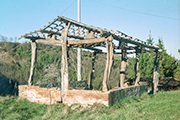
left=0, top=91, right=180, bottom=120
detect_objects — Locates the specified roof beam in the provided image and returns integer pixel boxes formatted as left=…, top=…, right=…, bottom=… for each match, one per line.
left=68, top=37, right=106, bottom=45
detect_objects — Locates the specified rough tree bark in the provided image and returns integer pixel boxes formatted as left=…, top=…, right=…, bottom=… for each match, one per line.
left=61, top=22, right=70, bottom=102
left=152, top=49, right=161, bottom=94
left=28, top=40, right=37, bottom=86
left=103, top=36, right=113, bottom=92
left=88, top=51, right=96, bottom=89
left=120, top=43, right=127, bottom=88
left=135, top=48, right=140, bottom=85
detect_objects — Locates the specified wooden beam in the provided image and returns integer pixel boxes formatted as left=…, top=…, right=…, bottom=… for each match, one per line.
left=42, top=30, right=84, bottom=40
left=28, top=40, right=37, bottom=86
left=115, top=51, right=135, bottom=54
left=68, top=37, right=106, bottom=45
left=19, top=16, right=160, bottom=50
left=83, top=47, right=102, bottom=53
left=61, top=22, right=70, bottom=102
left=135, top=48, right=140, bottom=85
left=34, top=37, right=108, bottom=46
left=120, top=46, right=127, bottom=88
left=103, top=36, right=113, bottom=92
left=60, top=16, right=158, bottom=49
left=35, top=39, right=62, bottom=44
left=115, top=49, right=156, bottom=55
left=152, top=49, right=161, bottom=94
left=112, top=35, right=159, bottom=50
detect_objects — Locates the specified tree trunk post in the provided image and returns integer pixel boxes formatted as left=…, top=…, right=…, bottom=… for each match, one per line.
left=88, top=51, right=96, bottom=89
left=28, top=39, right=37, bottom=86
left=61, top=22, right=70, bottom=102
left=152, top=49, right=160, bottom=94
left=120, top=43, right=127, bottom=88
left=135, top=48, right=140, bottom=85
left=103, top=36, right=113, bottom=92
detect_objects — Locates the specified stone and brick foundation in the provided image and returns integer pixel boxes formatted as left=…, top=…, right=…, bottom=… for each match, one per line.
left=19, top=83, right=148, bottom=106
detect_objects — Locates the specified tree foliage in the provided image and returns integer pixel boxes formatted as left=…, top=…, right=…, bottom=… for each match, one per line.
left=139, top=31, right=155, bottom=77
left=157, top=38, right=177, bottom=77
left=146, top=30, right=154, bottom=45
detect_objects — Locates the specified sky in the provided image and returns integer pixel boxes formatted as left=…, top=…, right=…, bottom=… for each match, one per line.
left=0, top=0, right=179, bottom=59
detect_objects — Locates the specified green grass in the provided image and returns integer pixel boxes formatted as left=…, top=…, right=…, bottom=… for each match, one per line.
left=0, top=91, right=180, bottom=120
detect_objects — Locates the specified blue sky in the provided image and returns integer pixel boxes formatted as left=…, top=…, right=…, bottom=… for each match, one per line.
left=0, top=0, right=179, bottom=59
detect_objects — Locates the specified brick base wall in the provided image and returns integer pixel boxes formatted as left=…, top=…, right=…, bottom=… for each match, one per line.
left=18, top=85, right=61, bottom=104
left=109, top=83, right=148, bottom=106
left=18, top=84, right=148, bottom=106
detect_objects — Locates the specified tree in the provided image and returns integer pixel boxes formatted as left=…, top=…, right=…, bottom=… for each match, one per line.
left=146, top=30, right=154, bottom=45
left=0, top=35, right=8, bottom=42
left=157, top=37, right=165, bottom=51
left=157, top=38, right=177, bottom=77
left=139, top=31, right=155, bottom=77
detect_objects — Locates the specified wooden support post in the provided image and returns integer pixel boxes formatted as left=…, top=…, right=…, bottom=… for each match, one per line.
left=28, top=40, right=37, bottom=86
left=61, top=22, right=70, bottom=102
left=120, top=44, right=127, bottom=88
left=88, top=52, right=96, bottom=89
left=135, top=48, right=140, bottom=85
left=103, top=36, right=113, bottom=92
left=152, top=49, right=160, bottom=94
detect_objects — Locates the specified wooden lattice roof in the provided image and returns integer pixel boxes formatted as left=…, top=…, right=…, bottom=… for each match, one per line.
left=19, top=16, right=159, bottom=53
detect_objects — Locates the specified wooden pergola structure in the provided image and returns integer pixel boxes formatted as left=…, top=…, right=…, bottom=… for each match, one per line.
left=19, top=16, right=161, bottom=101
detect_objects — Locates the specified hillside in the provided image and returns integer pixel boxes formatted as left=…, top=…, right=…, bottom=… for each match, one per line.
left=0, top=41, right=179, bottom=95
left=0, top=42, right=125, bottom=90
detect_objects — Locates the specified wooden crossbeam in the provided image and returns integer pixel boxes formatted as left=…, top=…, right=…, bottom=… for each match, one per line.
left=36, top=39, right=62, bottom=44
left=115, top=51, right=135, bottom=54
left=84, top=47, right=102, bottom=53
left=113, top=36, right=158, bottom=49
left=68, top=37, right=106, bottom=45
left=34, top=37, right=108, bottom=45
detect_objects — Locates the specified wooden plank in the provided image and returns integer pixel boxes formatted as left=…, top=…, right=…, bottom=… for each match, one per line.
left=61, top=22, right=70, bottom=102
left=152, top=50, right=160, bottom=94
left=120, top=47, right=127, bottom=88
left=28, top=40, right=37, bottom=85
left=135, top=48, right=140, bottom=85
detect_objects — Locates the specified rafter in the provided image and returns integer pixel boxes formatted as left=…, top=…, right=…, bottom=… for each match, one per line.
left=19, top=16, right=160, bottom=52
